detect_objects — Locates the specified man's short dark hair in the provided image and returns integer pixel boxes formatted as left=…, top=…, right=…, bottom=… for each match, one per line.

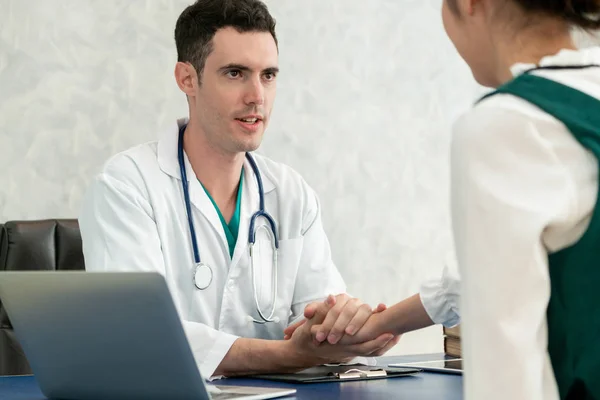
left=175, top=0, right=278, bottom=82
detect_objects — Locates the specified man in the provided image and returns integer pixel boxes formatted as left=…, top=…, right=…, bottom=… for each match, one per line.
left=79, top=0, right=397, bottom=379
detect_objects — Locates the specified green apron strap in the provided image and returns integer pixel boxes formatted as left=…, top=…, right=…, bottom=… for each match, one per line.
left=479, top=73, right=600, bottom=155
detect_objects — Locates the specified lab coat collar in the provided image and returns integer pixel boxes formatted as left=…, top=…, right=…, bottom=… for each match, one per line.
left=510, top=46, right=600, bottom=77
left=156, top=118, right=276, bottom=260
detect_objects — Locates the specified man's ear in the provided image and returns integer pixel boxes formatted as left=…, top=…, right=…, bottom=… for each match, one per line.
left=174, top=62, right=198, bottom=96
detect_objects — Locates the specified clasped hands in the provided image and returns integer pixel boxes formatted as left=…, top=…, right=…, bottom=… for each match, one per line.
left=282, top=294, right=399, bottom=364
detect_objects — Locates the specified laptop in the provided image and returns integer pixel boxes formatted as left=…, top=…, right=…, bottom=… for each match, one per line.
left=0, top=271, right=296, bottom=400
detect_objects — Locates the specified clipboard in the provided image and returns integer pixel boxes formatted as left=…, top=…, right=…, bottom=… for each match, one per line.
left=246, top=364, right=422, bottom=383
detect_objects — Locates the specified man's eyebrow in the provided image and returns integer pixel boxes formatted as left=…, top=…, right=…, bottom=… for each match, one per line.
left=218, top=63, right=252, bottom=73
left=218, top=64, right=279, bottom=74
left=263, top=67, right=279, bottom=74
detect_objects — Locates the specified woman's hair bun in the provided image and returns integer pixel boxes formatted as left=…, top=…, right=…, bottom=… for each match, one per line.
left=515, top=0, right=600, bottom=29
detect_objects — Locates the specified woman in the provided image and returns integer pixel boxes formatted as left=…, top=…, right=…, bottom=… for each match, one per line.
left=288, top=1, right=600, bottom=398
left=439, top=1, right=600, bottom=399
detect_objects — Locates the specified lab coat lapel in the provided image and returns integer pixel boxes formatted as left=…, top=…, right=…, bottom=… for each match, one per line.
left=183, top=154, right=229, bottom=254
left=156, top=118, right=232, bottom=257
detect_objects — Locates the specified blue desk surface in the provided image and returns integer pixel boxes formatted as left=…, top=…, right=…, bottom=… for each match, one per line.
left=0, top=354, right=462, bottom=400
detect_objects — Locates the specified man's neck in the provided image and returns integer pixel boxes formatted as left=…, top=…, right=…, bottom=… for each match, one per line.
left=183, top=120, right=244, bottom=222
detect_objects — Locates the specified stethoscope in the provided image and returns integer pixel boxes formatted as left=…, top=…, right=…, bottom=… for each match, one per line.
left=178, top=124, right=281, bottom=324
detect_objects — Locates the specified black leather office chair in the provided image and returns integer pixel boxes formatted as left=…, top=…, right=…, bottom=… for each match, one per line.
left=0, top=219, right=85, bottom=376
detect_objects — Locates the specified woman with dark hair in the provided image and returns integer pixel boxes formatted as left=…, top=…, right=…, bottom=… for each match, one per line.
left=441, top=1, right=600, bottom=398
left=295, top=1, right=600, bottom=398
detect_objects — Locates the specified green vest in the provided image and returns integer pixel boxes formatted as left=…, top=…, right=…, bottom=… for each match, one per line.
left=480, top=73, right=600, bottom=399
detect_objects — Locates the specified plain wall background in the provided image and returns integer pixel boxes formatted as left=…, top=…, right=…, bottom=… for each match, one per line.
left=1, top=0, right=598, bottom=355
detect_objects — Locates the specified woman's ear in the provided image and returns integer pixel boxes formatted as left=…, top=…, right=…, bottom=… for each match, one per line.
left=455, top=0, right=483, bottom=16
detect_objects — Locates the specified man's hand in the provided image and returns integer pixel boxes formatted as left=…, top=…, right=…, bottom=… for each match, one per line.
left=215, top=309, right=397, bottom=378
left=283, top=310, right=398, bottom=367
left=283, top=294, right=387, bottom=344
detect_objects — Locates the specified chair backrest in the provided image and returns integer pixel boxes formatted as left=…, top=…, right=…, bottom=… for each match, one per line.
left=0, top=219, right=85, bottom=376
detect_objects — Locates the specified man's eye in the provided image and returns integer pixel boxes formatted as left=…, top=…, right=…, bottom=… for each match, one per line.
left=264, top=72, right=276, bottom=81
left=227, top=70, right=241, bottom=78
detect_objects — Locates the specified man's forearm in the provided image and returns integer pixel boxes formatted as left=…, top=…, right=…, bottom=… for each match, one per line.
left=214, top=338, right=311, bottom=377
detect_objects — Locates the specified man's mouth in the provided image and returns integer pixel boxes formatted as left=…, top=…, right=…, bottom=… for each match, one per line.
left=234, top=116, right=263, bottom=132
left=237, top=117, right=260, bottom=124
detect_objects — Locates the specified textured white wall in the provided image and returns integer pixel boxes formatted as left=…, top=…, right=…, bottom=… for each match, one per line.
left=260, top=0, right=482, bottom=354
left=0, top=0, right=494, bottom=356
left=2, top=0, right=597, bottom=355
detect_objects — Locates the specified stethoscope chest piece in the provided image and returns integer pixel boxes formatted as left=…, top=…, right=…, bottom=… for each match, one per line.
left=194, top=263, right=213, bottom=290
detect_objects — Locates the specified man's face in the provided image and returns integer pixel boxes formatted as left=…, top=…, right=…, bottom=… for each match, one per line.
left=191, top=27, right=279, bottom=155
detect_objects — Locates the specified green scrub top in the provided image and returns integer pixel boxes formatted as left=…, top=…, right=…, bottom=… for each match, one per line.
left=200, top=170, right=244, bottom=258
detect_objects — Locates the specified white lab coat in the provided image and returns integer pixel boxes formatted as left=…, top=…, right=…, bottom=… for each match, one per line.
left=79, top=118, right=347, bottom=378
left=420, top=47, right=600, bottom=400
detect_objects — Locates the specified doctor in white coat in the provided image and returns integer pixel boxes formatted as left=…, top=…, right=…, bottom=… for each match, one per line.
left=79, top=0, right=397, bottom=380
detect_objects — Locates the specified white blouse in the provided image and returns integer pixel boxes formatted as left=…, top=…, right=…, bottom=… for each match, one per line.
left=420, top=46, right=600, bottom=399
